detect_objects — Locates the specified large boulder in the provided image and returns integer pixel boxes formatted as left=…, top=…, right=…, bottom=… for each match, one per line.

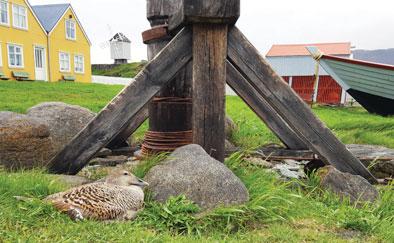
left=144, top=144, right=249, bottom=209
left=0, top=112, right=53, bottom=170
left=27, top=102, right=95, bottom=153
left=317, top=166, right=379, bottom=204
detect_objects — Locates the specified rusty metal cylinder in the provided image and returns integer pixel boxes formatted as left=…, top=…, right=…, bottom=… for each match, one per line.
left=141, top=0, right=192, bottom=155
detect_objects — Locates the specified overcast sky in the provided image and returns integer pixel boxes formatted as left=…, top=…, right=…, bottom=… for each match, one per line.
left=30, top=0, right=394, bottom=64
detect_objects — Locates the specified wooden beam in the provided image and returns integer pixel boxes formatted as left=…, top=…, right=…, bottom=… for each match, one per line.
left=48, top=27, right=193, bottom=175
left=254, top=148, right=316, bottom=161
left=226, top=62, right=308, bottom=150
left=227, top=27, right=377, bottom=184
left=107, top=105, right=149, bottom=149
left=192, top=24, right=228, bottom=162
left=169, top=0, right=240, bottom=32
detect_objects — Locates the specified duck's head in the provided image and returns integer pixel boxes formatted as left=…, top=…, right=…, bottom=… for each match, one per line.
left=105, top=169, right=149, bottom=188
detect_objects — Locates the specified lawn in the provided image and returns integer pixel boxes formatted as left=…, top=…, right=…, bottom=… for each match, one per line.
left=0, top=81, right=393, bottom=242
left=0, top=156, right=393, bottom=242
left=1, top=81, right=393, bottom=148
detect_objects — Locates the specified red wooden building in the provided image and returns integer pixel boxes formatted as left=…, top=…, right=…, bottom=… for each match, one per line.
left=266, top=42, right=352, bottom=105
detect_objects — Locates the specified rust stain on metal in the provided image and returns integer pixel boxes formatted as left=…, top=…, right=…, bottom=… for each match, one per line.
left=142, top=24, right=171, bottom=44
left=141, top=130, right=193, bottom=156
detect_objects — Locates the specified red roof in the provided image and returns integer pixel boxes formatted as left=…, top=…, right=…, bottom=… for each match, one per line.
left=266, top=42, right=351, bottom=57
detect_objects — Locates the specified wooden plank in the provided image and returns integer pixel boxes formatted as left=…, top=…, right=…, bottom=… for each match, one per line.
left=192, top=24, right=228, bottom=162
left=107, top=104, right=149, bottom=149
left=169, top=0, right=240, bottom=32
left=226, top=62, right=308, bottom=150
left=48, top=27, right=193, bottom=175
left=227, top=27, right=377, bottom=183
left=254, top=148, right=315, bottom=161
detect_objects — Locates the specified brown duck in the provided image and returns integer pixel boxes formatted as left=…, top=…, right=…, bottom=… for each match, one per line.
left=45, top=169, right=149, bottom=221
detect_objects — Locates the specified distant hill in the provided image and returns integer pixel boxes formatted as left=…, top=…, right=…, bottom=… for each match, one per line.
left=353, top=48, right=394, bottom=65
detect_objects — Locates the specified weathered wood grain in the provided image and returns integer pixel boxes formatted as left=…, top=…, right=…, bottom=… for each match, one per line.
left=226, top=62, right=308, bottom=150
left=48, top=27, right=193, bottom=175
left=227, top=27, right=377, bottom=183
left=169, top=0, right=240, bottom=32
left=147, top=0, right=182, bottom=26
left=192, top=24, right=228, bottom=162
left=106, top=104, right=149, bottom=149
left=254, top=148, right=316, bottom=161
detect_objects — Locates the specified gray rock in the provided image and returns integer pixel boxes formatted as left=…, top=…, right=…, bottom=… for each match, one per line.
left=318, top=166, right=379, bottom=204
left=27, top=102, right=95, bottom=153
left=53, top=175, right=93, bottom=187
left=369, top=160, right=394, bottom=178
left=89, top=156, right=129, bottom=167
left=0, top=112, right=54, bottom=170
left=144, top=144, right=249, bottom=209
left=225, top=116, right=238, bottom=139
left=273, top=164, right=303, bottom=179
left=225, top=139, right=237, bottom=154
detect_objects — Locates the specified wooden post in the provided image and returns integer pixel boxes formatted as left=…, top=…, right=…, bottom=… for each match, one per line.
left=142, top=0, right=193, bottom=154
left=192, top=24, right=228, bottom=161
left=169, top=0, right=240, bottom=162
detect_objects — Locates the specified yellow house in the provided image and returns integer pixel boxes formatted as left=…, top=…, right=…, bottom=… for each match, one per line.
left=0, top=0, right=91, bottom=83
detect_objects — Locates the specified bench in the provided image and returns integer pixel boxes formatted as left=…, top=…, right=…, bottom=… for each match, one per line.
left=62, top=75, right=76, bottom=82
left=0, top=71, right=9, bottom=80
left=12, top=71, right=30, bottom=81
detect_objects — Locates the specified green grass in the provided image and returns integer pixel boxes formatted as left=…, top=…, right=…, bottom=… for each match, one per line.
left=0, top=155, right=393, bottom=242
left=92, top=62, right=145, bottom=78
left=1, top=81, right=393, bottom=148
left=226, top=96, right=394, bottom=149
left=0, top=81, right=393, bottom=242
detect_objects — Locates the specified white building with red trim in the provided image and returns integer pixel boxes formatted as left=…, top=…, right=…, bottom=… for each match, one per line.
left=266, top=42, right=353, bottom=105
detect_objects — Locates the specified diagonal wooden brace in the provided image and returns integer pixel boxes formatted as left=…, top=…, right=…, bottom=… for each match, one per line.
left=48, top=27, right=193, bottom=175
left=106, top=105, right=149, bottom=149
left=227, top=27, right=377, bottom=184
left=226, top=61, right=308, bottom=150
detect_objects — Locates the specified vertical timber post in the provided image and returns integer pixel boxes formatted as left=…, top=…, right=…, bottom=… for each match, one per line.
left=142, top=0, right=193, bottom=155
left=169, top=0, right=240, bottom=162
left=192, top=24, right=228, bottom=161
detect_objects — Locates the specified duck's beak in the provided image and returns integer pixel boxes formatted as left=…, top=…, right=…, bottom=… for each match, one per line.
left=135, top=178, right=149, bottom=188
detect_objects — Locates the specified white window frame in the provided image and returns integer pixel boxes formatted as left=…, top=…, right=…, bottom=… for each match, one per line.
left=12, top=4, right=28, bottom=30
left=0, top=0, right=9, bottom=26
left=0, top=43, right=3, bottom=67
left=59, top=52, right=70, bottom=72
left=65, top=19, right=76, bottom=40
left=7, top=43, right=24, bottom=68
left=74, top=54, right=84, bottom=74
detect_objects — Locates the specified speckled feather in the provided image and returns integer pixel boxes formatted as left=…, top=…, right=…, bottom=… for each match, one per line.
left=45, top=170, right=147, bottom=221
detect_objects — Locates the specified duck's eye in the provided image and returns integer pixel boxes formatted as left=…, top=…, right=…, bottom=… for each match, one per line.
left=123, top=172, right=129, bottom=176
